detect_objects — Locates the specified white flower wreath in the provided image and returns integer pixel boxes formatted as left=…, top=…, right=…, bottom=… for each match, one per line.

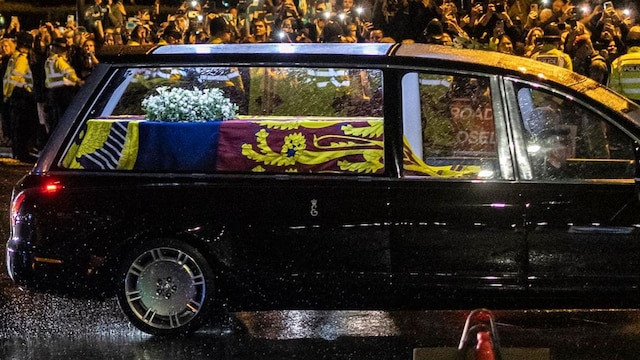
left=141, top=86, right=238, bottom=122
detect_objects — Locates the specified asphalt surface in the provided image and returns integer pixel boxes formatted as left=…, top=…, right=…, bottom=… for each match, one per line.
left=3, top=157, right=640, bottom=359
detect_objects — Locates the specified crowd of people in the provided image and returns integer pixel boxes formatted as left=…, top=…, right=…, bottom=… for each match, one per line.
left=0, top=0, right=639, bottom=162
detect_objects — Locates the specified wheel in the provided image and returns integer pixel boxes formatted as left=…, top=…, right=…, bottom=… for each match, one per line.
left=116, top=239, right=215, bottom=336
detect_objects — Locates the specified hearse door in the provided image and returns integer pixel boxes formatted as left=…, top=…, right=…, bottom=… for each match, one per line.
left=506, top=80, right=640, bottom=296
left=216, top=64, right=393, bottom=306
left=389, top=72, right=526, bottom=306
left=226, top=175, right=392, bottom=307
left=285, top=177, right=392, bottom=304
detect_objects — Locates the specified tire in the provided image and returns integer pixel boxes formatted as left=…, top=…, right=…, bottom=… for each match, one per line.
left=116, top=239, right=215, bottom=336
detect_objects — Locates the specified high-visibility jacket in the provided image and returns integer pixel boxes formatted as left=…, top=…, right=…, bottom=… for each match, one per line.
left=3, top=50, right=33, bottom=100
left=531, top=44, right=573, bottom=71
left=608, top=46, right=640, bottom=100
left=45, top=53, right=81, bottom=89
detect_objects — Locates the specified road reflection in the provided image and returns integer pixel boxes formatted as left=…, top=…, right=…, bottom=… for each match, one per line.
left=239, top=310, right=400, bottom=340
left=4, top=292, right=640, bottom=360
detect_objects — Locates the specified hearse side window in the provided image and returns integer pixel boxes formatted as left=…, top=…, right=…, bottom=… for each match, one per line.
left=515, top=85, right=635, bottom=181
left=60, top=66, right=384, bottom=175
left=401, top=72, right=500, bottom=179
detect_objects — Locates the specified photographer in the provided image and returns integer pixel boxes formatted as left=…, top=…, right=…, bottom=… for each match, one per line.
left=274, top=16, right=311, bottom=43
left=590, top=2, right=630, bottom=52
left=459, top=0, right=485, bottom=42
left=5, top=16, right=21, bottom=39
left=477, top=1, right=520, bottom=45
left=441, top=2, right=470, bottom=42
left=277, top=0, right=304, bottom=23
left=303, top=2, right=330, bottom=42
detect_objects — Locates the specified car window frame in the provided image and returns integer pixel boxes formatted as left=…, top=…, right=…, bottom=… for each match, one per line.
left=51, top=63, right=393, bottom=178
left=397, top=69, right=514, bottom=181
left=503, top=76, right=640, bottom=183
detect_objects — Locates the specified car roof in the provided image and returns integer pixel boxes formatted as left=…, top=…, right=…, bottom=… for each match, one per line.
left=95, top=43, right=637, bottom=124
left=100, top=43, right=587, bottom=86
left=152, top=42, right=397, bottom=56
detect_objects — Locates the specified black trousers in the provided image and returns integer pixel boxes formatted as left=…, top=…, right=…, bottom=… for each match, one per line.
left=9, top=88, right=38, bottom=162
left=47, top=86, right=78, bottom=132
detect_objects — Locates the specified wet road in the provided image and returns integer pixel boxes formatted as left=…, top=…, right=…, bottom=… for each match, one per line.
left=3, top=159, right=640, bottom=359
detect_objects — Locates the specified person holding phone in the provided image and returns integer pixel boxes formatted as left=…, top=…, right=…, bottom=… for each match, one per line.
left=477, top=0, right=519, bottom=45
left=523, top=1, right=541, bottom=32
left=5, top=16, right=20, bottom=39
left=545, top=0, right=575, bottom=27
left=506, top=0, right=535, bottom=26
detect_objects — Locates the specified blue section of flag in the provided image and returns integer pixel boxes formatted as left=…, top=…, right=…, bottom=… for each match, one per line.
left=133, top=121, right=222, bottom=172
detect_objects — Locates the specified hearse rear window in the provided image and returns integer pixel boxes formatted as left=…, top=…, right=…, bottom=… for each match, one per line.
left=60, top=66, right=385, bottom=175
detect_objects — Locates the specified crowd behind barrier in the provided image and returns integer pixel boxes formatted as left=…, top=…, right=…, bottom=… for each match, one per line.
left=0, top=0, right=639, bottom=162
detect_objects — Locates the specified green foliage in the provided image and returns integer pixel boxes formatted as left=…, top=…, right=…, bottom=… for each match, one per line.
left=248, top=68, right=383, bottom=117
left=420, top=74, right=455, bottom=157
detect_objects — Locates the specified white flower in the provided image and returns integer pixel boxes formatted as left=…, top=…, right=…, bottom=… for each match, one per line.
left=141, top=86, right=239, bottom=122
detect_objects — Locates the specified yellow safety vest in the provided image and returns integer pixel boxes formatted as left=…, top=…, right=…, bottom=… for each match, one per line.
left=45, top=53, right=81, bottom=89
left=608, top=46, right=640, bottom=100
left=531, top=44, right=573, bottom=71
left=3, top=51, right=33, bottom=100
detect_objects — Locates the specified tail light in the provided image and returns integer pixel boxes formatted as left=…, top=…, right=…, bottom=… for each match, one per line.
left=41, top=181, right=64, bottom=194
left=10, top=181, right=62, bottom=229
left=10, top=191, right=26, bottom=229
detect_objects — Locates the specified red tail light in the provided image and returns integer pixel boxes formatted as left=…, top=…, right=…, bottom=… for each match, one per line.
left=41, top=181, right=63, bottom=194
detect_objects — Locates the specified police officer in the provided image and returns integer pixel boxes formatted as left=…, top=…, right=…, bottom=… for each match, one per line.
left=531, top=23, right=572, bottom=71
left=608, top=26, right=640, bottom=104
left=45, top=37, right=83, bottom=132
left=2, top=32, right=37, bottom=163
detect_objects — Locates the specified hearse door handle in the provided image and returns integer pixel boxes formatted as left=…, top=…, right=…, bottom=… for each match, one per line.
left=541, top=199, right=572, bottom=207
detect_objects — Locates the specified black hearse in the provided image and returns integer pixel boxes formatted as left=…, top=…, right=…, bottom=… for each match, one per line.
left=7, top=43, right=640, bottom=335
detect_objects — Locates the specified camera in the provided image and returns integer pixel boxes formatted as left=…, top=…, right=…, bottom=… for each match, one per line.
left=495, top=2, right=505, bottom=12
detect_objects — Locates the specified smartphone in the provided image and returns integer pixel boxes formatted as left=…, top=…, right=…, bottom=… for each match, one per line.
left=67, top=15, right=75, bottom=24
left=603, top=1, right=613, bottom=10
left=530, top=3, right=538, bottom=13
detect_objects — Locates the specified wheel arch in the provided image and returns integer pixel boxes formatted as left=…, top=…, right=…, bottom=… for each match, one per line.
left=96, top=225, right=230, bottom=297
